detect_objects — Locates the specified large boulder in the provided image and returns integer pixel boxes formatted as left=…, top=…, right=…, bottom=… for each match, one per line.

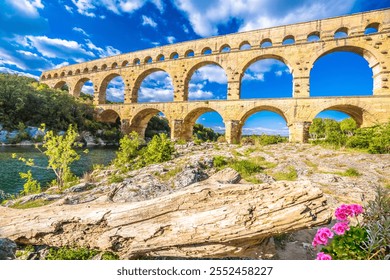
left=0, top=238, right=17, bottom=260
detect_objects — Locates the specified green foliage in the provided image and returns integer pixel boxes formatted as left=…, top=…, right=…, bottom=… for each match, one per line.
left=113, top=132, right=175, bottom=172
left=113, top=131, right=143, bottom=171
left=322, top=226, right=368, bottom=260
left=213, top=156, right=228, bottom=168
left=19, top=170, right=41, bottom=195
left=251, top=134, right=287, bottom=146
left=108, top=174, right=124, bottom=184
left=40, top=124, right=84, bottom=189
left=310, top=118, right=390, bottom=154
left=272, top=166, right=298, bottom=181
left=10, top=199, right=52, bottom=209
left=193, top=123, right=222, bottom=142
left=157, top=166, right=183, bottom=181
left=145, top=116, right=170, bottom=139
left=341, top=168, right=361, bottom=177
left=46, top=247, right=99, bottom=260
left=228, top=159, right=263, bottom=177
left=141, top=133, right=175, bottom=165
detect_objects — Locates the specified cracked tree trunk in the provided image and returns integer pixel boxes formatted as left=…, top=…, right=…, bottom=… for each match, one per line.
left=0, top=181, right=330, bottom=259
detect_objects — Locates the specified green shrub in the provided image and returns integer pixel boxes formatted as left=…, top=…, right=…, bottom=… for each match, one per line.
left=19, top=170, right=41, bottom=195
left=229, top=159, right=263, bottom=177
left=213, top=156, right=228, bottom=168
left=108, top=174, right=124, bottom=184
left=254, top=134, right=287, bottom=146
left=142, top=133, right=175, bottom=165
left=273, top=166, right=298, bottom=181
left=113, top=131, right=143, bottom=170
left=342, top=168, right=361, bottom=177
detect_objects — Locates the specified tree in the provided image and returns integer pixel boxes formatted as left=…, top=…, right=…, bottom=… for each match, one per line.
left=113, top=131, right=143, bottom=170
left=37, top=124, right=86, bottom=189
left=340, top=118, right=357, bottom=136
left=309, top=118, right=325, bottom=139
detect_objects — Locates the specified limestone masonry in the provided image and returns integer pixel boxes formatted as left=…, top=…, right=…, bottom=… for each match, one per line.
left=40, top=9, right=390, bottom=143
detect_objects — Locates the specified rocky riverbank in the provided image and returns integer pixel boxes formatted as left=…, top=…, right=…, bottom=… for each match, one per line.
left=1, top=142, right=389, bottom=260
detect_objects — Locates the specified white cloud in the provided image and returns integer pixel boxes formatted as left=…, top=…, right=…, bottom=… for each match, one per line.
left=242, top=72, right=264, bottom=81
left=70, top=0, right=164, bottom=17
left=73, top=27, right=90, bottom=37
left=0, top=47, right=53, bottom=71
left=6, top=0, right=44, bottom=17
left=0, top=66, right=39, bottom=80
left=85, top=39, right=121, bottom=57
left=188, top=82, right=213, bottom=100
left=183, top=24, right=189, bottom=33
left=242, top=59, right=290, bottom=81
left=65, top=5, right=73, bottom=13
left=26, top=36, right=95, bottom=59
left=139, top=71, right=174, bottom=102
left=172, top=0, right=356, bottom=37
left=54, top=62, right=70, bottom=69
left=191, top=65, right=227, bottom=84
left=142, top=15, right=157, bottom=28
left=166, top=36, right=176, bottom=44
left=71, top=0, right=96, bottom=17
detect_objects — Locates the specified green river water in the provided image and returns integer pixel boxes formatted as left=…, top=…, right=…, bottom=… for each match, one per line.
left=0, top=146, right=116, bottom=196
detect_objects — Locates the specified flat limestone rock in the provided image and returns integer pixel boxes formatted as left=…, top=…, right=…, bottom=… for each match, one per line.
left=0, top=180, right=330, bottom=259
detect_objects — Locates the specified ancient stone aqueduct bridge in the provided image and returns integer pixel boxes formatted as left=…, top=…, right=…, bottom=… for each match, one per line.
left=41, top=9, right=390, bottom=143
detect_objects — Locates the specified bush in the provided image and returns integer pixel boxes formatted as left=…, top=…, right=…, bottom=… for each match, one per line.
left=142, top=133, right=175, bottom=165
left=213, top=156, right=228, bottom=168
left=113, top=131, right=143, bottom=170
left=254, top=134, right=287, bottom=146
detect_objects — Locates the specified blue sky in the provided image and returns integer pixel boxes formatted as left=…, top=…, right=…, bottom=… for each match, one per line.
left=1, top=0, right=389, bottom=136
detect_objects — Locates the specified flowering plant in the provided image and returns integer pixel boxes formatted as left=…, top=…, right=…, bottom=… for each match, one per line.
left=312, top=188, right=389, bottom=260
left=312, top=203, right=367, bottom=260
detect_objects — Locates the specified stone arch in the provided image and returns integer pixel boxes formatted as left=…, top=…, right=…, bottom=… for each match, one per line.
left=365, top=22, right=380, bottom=34
left=98, top=109, right=121, bottom=124
left=99, top=73, right=125, bottom=103
left=185, top=49, right=194, bottom=57
left=47, top=74, right=52, bottom=79
left=309, top=45, right=381, bottom=94
left=239, top=41, right=251, bottom=50
left=310, top=104, right=368, bottom=127
left=184, top=60, right=228, bottom=101
left=220, top=44, right=231, bottom=52
left=238, top=106, right=289, bottom=140
left=67, top=70, right=73, bottom=76
left=101, top=64, right=107, bottom=70
left=201, top=47, right=212, bottom=55
left=157, top=54, right=165, bottom=61
left=128, top=108, right=171, bottom=138
left=54, top=73, right=58, bottom=78
left=41, top=75, right=46, bottom=80
left=260, top=38, right=272, bottom=48
left=133, top=68, right=174, bottom=102
left=60, top=72, right=65, bottom=77
left=83, top=68, right=89, bottom=74
left=92, top=65, right=98, bottom=72
left=111, top=62, right=118, bottom=69
left=307, top=31, right=320, bottom=42
left=334, top=27, right=348, bottom=38
left=134, top=58, right=140, bottom=65
left=181, top=107, right=225, bottom=140
left=170, top=52, right=179, bottom=59
left=74, top=77, right=94, bottom=98
left=54, top=81, right=67, bottom=90
left=75, top=69, right=81, bottom=75
left=145, top=56, right=152, bottom=64
left=122, top=60, right=129, bottom=67
left=282, top=35, right=295, bottom=45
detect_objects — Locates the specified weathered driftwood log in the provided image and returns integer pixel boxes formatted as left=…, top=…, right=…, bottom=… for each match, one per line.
left=0, top=181, right=331, bottom=259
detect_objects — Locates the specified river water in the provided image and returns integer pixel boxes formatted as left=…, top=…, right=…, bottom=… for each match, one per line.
left=0, top=146, right=117, bottom=196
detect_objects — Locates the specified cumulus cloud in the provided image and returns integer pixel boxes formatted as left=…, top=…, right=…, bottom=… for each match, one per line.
left=172, top=0, right=357, bottom=36
left=65, top=5, right=73, bottom=13
left=0, top=47, right=53, bottom=71
left=142, top=15, right=157, bottom=28
left=242, top=59, right=290, bottom=82
left=6, top=0, right=44, bottom=17
left=188, top=83, right=213, bottom=100
left=191, top=65, right=227, bottom=84
left=139, top=71, right=174, bottom=102
left=70, top=0, right=164, bottom=17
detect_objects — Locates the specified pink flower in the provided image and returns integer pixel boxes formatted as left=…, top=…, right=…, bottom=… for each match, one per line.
left=335, top=204, right=353, bottom=221
left=316, top=252, right=332, bottom=260
left=332, top=222, right=350, bottom=235
left=349, top=204, right=364, bottom=217
left=312, top=228, right=334, bottom=247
